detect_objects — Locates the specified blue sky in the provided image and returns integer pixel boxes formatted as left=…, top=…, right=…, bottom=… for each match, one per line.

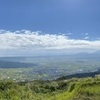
left=0, top=0, right=100, bottom=56
left=0, top=0, right=100, bottom=37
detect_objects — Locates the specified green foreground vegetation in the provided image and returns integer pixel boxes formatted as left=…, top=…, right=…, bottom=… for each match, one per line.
left=0, top=76, right=100, bottom=100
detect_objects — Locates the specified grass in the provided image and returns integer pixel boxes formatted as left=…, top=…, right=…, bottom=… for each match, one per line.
left=0, top=76, right=100, bottom=100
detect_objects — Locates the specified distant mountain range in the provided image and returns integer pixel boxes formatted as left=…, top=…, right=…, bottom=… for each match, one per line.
left=65, top=50, right=100, bottom=61
left=0, top=50, right=100, bottom=63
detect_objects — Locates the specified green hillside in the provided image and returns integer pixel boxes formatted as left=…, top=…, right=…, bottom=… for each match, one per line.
left=0, top=76, right=100, bottom=100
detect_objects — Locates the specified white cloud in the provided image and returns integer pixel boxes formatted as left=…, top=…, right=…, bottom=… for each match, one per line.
left=84, top=36, right=89, bottom=40
left=0, top=30, right=100, bottom=52
left=85, top=33, right=89, bottom=36
left=66, top=32, right=73, bottom=35
left=82, top=33, right=89, bottom=36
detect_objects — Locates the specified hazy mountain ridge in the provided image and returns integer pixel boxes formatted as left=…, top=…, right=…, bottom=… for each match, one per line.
left=0, top=50, right=100, bottom=62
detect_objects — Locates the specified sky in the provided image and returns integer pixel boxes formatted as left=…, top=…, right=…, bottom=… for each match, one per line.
left=0, top=0, right=100, bottom=56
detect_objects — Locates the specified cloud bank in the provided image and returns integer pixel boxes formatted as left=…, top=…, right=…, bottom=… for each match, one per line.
left=0, top=30, right=100, bottom=56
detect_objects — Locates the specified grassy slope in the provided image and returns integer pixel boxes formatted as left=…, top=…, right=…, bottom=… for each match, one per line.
left=0, top=76, right=100, bottom=100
